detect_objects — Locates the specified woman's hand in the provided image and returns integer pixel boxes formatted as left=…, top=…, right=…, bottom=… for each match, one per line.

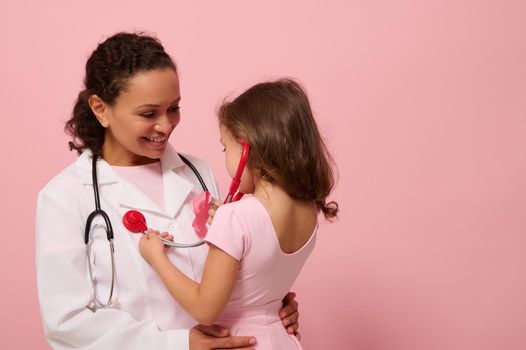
left=280, top=292, right=301, bottom=340
left=190, top=324, right=256, bottom=350
left=207, top=198, right=223, bottom=225
left=139, top=229, right=168, bottom=265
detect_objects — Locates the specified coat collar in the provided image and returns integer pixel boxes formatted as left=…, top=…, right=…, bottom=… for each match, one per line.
left=158, top=145, right=195, bottom=217
left=76, top=146, right=195, bottom=218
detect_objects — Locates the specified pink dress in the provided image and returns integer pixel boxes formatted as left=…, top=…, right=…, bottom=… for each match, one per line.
left=205, top=197, right=317, bottom=349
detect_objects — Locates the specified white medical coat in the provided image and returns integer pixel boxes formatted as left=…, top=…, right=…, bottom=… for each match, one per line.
left=35, top=145, right=220, bottom=349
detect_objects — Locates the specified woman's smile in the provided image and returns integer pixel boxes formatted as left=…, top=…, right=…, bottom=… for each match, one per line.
left=142, top=135, right=169, bottom=149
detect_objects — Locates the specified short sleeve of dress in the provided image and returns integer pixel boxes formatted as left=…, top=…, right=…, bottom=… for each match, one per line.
left=205, top=204, right=248, bottom=261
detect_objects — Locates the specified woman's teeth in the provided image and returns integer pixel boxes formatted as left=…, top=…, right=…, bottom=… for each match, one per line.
left=144, top=137, right=166, bottom=143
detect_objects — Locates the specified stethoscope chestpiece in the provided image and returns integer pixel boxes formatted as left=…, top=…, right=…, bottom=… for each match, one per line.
left=122, top=209, right=206, bottom=248
left=122, top=210, right=147, bottom=233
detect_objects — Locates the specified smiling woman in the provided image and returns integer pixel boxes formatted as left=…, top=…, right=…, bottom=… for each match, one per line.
left=35, top=32, right=301, bottom=350
left=88, top=69, right=182, bottom=165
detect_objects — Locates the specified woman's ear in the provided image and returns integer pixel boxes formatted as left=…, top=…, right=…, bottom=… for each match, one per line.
left=88, top=95, right=110, bottom=128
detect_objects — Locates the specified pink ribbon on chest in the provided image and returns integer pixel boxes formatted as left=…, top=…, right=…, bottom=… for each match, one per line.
left=191, top=191, right=212, bottom=237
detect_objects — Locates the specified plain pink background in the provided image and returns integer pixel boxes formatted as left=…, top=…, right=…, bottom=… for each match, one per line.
left=1, top=1, right=525, bottom=349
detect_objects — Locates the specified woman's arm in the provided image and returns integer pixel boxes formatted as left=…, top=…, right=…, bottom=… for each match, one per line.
left=140, top=231, right=239, bottom=325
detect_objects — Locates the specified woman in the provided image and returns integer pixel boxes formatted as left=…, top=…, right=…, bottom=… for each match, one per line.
left=35, top=32, right=299, bottom=350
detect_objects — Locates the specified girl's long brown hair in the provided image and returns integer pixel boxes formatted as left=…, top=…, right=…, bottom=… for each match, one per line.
left=218, top=79, right=338, bottom=220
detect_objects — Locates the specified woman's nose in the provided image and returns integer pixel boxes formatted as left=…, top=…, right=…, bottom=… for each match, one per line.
left=155, top=114, right=178, bottom=133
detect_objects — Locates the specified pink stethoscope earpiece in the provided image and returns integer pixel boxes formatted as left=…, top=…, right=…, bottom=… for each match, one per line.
left=224, top=140, right=250, bottom=204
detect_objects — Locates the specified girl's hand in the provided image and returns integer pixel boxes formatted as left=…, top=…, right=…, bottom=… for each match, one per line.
left=139, top=229, right=166, bottom=265
left=159, top=231, right=174, bottom=252
left=207, top=198, right=223, bottom=225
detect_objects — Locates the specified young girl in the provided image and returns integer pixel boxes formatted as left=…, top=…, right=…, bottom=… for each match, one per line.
left=140, top=79, right=338, bottom=349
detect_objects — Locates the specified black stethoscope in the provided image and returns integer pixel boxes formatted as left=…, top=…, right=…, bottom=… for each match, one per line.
left=84, top=143, right=250, bottom=309
left=84, top=153, right=210, bottom=309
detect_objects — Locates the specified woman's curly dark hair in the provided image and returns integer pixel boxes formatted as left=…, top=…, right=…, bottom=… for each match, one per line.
left=65, top=32, right=177, bottom=156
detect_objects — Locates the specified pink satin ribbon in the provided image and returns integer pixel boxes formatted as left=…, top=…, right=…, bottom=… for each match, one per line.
left=192, top=191, right=212, bottom=237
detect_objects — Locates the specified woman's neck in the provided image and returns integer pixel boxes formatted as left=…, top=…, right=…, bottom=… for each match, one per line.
left=102, top=143, right=159, bottom=166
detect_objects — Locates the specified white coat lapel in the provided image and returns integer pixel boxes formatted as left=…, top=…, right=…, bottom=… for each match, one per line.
left=117, top=180, right=167, bottom=217
left=77, top=150, right=169, bottom=218
left=77, top=146, right=195, bottom=219
left=77, top=150, right=119, bottom=186
left=161, top=146, right=194, bottom=218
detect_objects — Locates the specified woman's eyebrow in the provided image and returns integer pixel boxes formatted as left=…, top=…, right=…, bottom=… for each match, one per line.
left=134, top=98, right=181, bottom=109
left=135, top=104, right=160, bottom=109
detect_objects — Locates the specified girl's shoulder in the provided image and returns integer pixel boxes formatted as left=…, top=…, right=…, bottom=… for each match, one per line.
left=214, top=197, right=267, bottom=225
left=218, top=196, right=261, bottom=214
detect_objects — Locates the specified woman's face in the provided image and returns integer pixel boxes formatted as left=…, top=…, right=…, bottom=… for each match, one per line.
left=219, top=124, right=255, bottom=194
left=101, top=68, right=181, bottom=166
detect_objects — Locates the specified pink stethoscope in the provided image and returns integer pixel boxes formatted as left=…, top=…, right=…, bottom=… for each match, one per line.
left=122, top=141, right=250, bottom=247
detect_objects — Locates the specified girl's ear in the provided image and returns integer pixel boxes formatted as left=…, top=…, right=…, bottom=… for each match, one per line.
left=88, top=95, right=110, bottom=128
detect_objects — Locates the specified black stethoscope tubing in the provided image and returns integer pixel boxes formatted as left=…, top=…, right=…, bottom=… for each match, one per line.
left=85, top=154, right=208, bottom=245
left=85, top=154, right=209, bottom=309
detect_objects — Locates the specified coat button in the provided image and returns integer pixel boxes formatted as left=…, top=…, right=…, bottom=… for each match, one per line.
left=168, top=222, right=177, bottom=231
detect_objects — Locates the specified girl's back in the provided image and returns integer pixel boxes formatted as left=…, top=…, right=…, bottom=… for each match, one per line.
left=256, top=185, right=318, bottom=254
left=204, top=195, right=317, bottom=349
